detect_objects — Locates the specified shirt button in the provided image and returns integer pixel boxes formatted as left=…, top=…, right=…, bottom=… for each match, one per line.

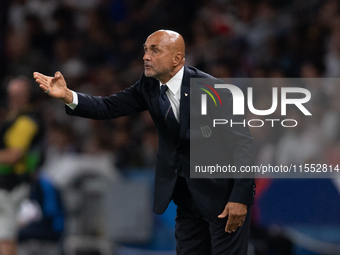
left=175, top=168, right=178, bottom=174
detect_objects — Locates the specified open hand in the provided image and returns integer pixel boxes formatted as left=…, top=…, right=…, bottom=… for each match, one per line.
left=218, top=202, right=247, bottom=233
left=33, top=71, right=73, bottom=104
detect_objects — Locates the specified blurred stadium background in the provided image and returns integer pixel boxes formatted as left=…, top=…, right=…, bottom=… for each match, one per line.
left=1, top=0, right=340, bottom=254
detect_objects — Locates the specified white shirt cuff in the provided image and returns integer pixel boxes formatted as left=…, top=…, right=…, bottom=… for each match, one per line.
left=66, top=91, right=78, bottom=110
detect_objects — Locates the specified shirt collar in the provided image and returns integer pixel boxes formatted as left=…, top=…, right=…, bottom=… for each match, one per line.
left=159, top=66, right=184, bottom=95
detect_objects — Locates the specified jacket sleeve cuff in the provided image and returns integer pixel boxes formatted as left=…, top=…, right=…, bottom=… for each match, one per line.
left=228, top=179, right=256, bottom=205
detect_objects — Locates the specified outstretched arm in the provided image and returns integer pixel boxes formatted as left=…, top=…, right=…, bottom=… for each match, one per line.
left=33, top=71, right=73, bottom=104
left=34, top=71, right=148, bottom=120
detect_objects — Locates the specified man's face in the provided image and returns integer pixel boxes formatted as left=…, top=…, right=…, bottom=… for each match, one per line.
left=143, top=33, right=174, bottom=81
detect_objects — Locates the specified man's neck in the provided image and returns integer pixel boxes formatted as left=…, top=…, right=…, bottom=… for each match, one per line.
left=158, top=65, right=184, bottom=84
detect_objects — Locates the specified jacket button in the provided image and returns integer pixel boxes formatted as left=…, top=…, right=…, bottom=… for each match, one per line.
left=175, top=168, right=178, bottom=174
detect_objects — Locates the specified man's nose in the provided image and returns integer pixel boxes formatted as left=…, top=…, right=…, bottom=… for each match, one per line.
left=143, top=52, right=151, bottom=61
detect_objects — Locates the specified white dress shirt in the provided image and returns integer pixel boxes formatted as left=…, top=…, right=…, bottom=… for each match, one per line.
left=67, top=66, right=185, bottom=122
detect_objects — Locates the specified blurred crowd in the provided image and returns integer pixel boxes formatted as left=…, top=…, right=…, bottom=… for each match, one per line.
left=1, top=0, right=340, bottom=244
left=2, top=0, right=340, bottom=172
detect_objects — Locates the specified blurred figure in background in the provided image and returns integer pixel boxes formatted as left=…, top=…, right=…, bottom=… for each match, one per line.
left=18, top=171, right=65, bottom=243
left=0, top=76, right=44, bottom=255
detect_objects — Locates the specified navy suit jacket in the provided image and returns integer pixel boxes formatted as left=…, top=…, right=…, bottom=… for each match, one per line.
left=66, top=66, right=255, bottom=220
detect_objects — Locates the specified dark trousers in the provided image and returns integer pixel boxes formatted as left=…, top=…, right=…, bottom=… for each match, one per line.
left=172, top=177, right=251, bottom=255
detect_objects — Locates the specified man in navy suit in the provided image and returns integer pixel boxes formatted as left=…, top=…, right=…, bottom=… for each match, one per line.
left=34, top=30, right=255, bottom=255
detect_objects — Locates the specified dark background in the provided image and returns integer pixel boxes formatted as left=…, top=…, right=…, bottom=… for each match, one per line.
left=1, top=0, right=340, bottom=255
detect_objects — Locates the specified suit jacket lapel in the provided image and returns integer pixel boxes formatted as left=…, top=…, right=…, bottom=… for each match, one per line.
left=179, top=66, right=191, bottom=140
left=150, top=79, right=162, bottom=120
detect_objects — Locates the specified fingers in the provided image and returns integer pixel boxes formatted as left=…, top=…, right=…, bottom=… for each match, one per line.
left=39, top=84, right=48, bottom=91
left=218, top=206, right=228, bottom=219
left=33, top=72, right=49, bottom=82
left=55, top=71, right=61, bottom=78
left=54, top=71, right=64, bottom=80
left=33, top=72, right=52, bottom=94
left=52, top=71, right=64, bottom=84
left=33, top=71, right=63, bottom=83
left=218, top=204, right=240, bottom=233
left=35, top=78, right=47, bottom=86
left=225, top=214, right=246, bottom=233
left=220, top=202, right=247, bottom=233
left=238, top=218, right=245, bottom=227
left=53, top=71, right=59, bottom=82
left=33, top=73, right=49, bottom=86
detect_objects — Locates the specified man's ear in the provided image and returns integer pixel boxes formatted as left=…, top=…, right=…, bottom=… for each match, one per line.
left=173, top=52, right=183, bottom=67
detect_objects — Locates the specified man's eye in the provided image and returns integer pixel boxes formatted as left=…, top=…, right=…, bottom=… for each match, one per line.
left=154, top=49, right=159, bottom=53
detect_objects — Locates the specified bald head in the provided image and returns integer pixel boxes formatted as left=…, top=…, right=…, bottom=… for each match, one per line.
left=150, top=30, right=186, bottom=57
left=143, top=30, right=186, bottom=84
